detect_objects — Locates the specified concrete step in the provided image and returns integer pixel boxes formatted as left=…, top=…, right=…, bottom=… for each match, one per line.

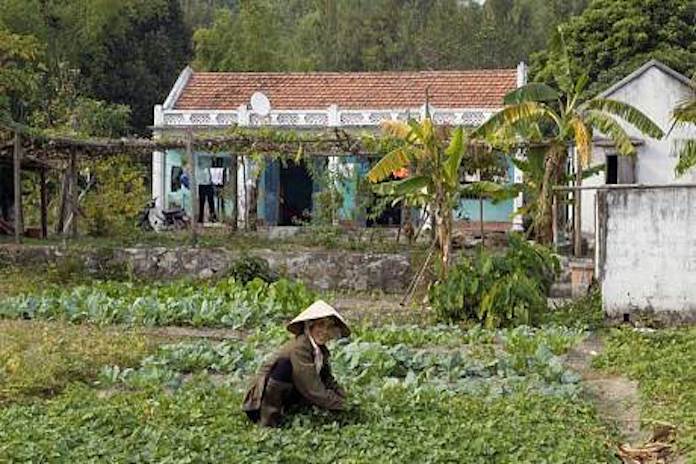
left=550, top=282, right=572, bottom=298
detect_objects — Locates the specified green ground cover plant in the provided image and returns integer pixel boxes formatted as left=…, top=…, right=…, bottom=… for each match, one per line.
left=0, top=320, right=617, bottom=463
left=593, top=327, right=696, bottom=460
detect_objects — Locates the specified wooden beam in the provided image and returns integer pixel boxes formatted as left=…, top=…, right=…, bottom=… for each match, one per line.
left=186, top=130, right=198, bottom=243
left=40, top=168, right=48, bottom=239
left=13, top=131, right=22, bottom=243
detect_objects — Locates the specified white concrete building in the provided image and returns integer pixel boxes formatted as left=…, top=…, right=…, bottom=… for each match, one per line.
left=152, top=64, right=528, bottom=228
left=581, top=60, right=696, bottom=235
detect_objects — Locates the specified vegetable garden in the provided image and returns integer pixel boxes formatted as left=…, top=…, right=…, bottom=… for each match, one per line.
left=0, top=264, right=693, bottom=462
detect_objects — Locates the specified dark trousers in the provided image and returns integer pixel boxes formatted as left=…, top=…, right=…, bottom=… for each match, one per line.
left=198, top=184, right=216, bottom=223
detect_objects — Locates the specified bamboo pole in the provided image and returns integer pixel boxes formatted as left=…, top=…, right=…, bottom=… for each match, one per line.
left=186, top=130, right=198, bottom=243
left=40, top=168, right=48, bottom=239
left=13, top=131, right=22, bottom=243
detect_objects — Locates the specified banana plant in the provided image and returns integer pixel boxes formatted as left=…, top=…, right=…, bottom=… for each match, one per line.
left=672, top=74, right=696, bottom=176
left=366, top=119, right=467, bottom=274
left=475, top=29, right=664, bottom=244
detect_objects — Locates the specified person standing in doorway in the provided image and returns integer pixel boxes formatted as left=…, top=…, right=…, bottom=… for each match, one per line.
left=198, top=160, right=216, bottom=223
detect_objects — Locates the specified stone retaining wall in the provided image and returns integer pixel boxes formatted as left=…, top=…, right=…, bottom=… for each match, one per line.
left=0, top=245, right=412, bottom=293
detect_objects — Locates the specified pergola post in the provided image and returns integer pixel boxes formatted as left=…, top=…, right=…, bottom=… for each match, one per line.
left=69, top=150, right=78, bottom=238
left=230, top=153, right=238, bottom=231
left=40, top=168, right=48, bottom=239
left=186, top=129, right=198, bottom=243
left=13, top=131, right=23, bottom=243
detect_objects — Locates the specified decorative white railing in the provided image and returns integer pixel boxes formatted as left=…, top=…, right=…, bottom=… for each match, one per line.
left=157, top=105, right=495, bottom=129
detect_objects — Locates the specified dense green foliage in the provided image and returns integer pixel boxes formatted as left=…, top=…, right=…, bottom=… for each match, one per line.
left=0, top=0, right=191, bottom=133
left=193, top=0, right=588, bottom=72
left=430, top=233, right=559, bottom=327
left=0, top=278, right=316, bottom=329
left=531, top=0, right=696, bottom=96
left=594, top=328, right=696, bottom=460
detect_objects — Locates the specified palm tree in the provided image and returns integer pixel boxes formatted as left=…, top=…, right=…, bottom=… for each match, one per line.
left=476, top=32, right=664, bottom=243
left=366, top=118, right=467, bottom=274
left=672, top=75, right=696, bottom=176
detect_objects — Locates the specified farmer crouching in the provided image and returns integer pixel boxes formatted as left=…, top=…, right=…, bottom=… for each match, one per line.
left=242, top=300, right=349, bottom=427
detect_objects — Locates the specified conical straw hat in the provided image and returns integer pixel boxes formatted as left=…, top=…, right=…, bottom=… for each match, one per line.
left=287, top=300, right=350, bottom=337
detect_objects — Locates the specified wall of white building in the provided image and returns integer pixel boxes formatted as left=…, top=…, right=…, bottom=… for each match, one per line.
left=581, top=64, right=696, bottom=235
left=598, top=186, right=696, bottom=323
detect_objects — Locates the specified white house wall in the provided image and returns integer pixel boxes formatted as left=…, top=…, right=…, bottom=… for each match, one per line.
left=598, top=186, right=696, bottom=322
left=605, top=66, right=696, bottom=184
left=582, top=64, right=696, bottom=235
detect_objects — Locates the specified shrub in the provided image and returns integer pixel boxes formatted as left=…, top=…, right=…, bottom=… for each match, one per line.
left=430, top=233, right=559, bottom=328
left=225, top=256, right=277, bottom=284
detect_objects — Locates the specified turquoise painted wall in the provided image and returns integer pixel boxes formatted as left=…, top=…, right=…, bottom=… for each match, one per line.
left=455, top=158, right=516, bottom=223
left=161, top=151, right=517, bottom=225
left=338, top=156, right=369, bottom=223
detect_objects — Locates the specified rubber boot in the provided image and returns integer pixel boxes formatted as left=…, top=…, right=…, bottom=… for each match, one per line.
left=260, top=378, right=294, bottom=427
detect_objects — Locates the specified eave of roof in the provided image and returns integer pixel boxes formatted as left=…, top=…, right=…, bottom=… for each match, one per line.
left=598, top=59, right=693, bottom=99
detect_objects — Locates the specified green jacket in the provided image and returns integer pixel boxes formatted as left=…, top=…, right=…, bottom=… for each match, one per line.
left=242, top=334, right=345, bottom=425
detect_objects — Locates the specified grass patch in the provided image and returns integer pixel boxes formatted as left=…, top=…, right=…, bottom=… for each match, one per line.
left=0, top=320, right=157, bottom=403
left=542, top=289, right=605, bottom=330
left=593, top=327, right=696, bottom=459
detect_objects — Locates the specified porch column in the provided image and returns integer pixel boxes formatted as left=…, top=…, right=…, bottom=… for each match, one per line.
left=230, top=154, right=238, bottom=231
left=186, top=130, right=198, bottom=242
left=152, top=150, right=166, bottom=209
left=512, top=148, right=524, bottom=231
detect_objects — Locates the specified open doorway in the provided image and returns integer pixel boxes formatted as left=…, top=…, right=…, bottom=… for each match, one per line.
left=279, top=160, right=313, bottom=225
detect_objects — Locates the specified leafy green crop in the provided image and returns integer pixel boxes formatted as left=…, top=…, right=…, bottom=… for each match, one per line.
left=0, top=322, right=617, bottom=463
left=0, top=277, right=316, bottom=329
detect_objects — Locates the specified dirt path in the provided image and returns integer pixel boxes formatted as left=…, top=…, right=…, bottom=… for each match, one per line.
left=565, top=333, right=648, bottom=446
left=331, top=296, right=430, bottom=325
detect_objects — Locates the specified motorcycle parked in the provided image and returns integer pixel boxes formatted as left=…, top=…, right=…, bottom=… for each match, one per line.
left=138, top=198, right=190, bottom=231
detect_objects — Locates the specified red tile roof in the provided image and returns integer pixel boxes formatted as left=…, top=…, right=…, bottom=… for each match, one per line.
left=173, top=69, right=517, bottom=110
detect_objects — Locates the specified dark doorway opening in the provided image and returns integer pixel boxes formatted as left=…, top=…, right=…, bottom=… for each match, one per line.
left=606, top=154, right=618, bottom=184
left=367, top=173, right=402, bottom=227
left=279, top=161, right=313, bottom=226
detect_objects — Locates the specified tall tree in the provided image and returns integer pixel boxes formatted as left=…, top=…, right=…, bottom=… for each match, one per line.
left=0, top=0, right=192, bottom=134
left=531, top=0, right=696, bottom=96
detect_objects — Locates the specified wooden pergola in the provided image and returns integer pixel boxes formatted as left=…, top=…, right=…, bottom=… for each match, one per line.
left=0, top=119, right=377, bottom=244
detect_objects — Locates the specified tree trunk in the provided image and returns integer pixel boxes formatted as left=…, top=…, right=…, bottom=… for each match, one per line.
left=434, top=189, right=452, bottom=277
left=536, top=144, right=567, bottom=244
